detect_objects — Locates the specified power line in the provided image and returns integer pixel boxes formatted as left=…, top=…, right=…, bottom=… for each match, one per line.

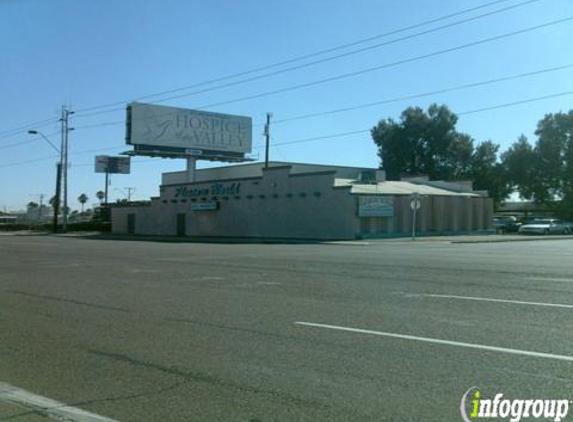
left=0, top=0, right=554, bottom=142
left=3, top=89, right=571, bottom=170
left=0, top=131, right=61, bottom=151
left=72, top=0, right=518, bottom=115
left=1, top=118, right=58, bottom=136
left=72, top=63, right=573, bottom=132
left=147, top=0, right=545, bottom=106
left=270, top=63, right=573, bottom=126
left=196, top=16, right=573, bottom=111
left=458, top=90, right=573, bottom=115
left=0, top=118, right=60, bottom=141
left=0, top=138, right=39, bottom=151
left=0, top=146, right=125, bottom=169
left=74, top=0, right=545, bottom=119
left=251, top=90, right=573, bottom=149
left=71, top=15, right=573, bottom=132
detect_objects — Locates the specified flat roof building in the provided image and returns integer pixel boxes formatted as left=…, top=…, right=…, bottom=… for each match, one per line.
left=111, top=161, right=493, bottom=240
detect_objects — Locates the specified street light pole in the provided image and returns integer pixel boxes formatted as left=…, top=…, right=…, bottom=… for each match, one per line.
left=28, top=130, right=61, bottom=233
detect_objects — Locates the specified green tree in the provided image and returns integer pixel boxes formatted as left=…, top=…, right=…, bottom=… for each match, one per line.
left=501, top=135, right=536, bottom=199
left=371, top=104, right=473, bottom=181
left=501, top=111, right=573, bottom=218
left=372, top=104, right=512, bottom=203
left=95, top=190, right=105, bottom=204
left=533, top=111, right=573, bottom=206
left=470, top=141, right=510, bottom=205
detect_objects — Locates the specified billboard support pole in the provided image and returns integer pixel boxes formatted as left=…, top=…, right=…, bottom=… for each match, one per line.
left=186, top=157, right=196, bottom=182
left=264, top=112, right=272, bottom=168
left=104, top=170, right=109, bottom=204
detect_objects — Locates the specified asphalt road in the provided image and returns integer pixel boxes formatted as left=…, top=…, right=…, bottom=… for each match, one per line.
left=1, top=234, right=572, bottom=421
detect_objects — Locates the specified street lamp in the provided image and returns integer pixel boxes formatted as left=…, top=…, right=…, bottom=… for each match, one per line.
left=28, top=130, right=62, bottom=233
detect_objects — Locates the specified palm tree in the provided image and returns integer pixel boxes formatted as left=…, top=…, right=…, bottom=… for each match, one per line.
left=78, top=193, right=89, bottom=213
left=96, top=190, right=105, bottom=205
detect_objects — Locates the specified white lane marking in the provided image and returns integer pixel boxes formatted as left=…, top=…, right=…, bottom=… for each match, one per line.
left=528, top=277, right=573, bottom=283
left=414, top=293, right=573, bottom=309
left=0, top=382, right=121, bottom=422
left=295, top=321, right=573, bottom=362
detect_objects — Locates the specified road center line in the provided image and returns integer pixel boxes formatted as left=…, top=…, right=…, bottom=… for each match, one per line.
left=414, top=293, right=573, bottom=309
left=0, top=382, right=121, bottom=422
left=528, top=277, right=573, bottom=283
left=294, top=321, right=573, bottom=362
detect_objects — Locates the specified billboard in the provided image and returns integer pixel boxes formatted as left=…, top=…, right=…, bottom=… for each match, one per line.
left=358, top=196, right=394, bottom=217
left=95, top=156, right=131, bottom=174
left=125, top=102, right=252, bottom=157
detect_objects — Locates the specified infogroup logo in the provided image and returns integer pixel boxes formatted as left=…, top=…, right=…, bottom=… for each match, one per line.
left=460, top=387, right=570, bottom=422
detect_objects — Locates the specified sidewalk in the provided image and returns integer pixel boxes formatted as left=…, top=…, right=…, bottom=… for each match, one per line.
left=3, top=230, right=573, bottom=245
left=369, top=234, right=573, bottom=243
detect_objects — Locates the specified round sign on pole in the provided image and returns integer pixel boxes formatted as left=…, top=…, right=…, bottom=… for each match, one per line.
left=410, top=199, right=421, bottom=210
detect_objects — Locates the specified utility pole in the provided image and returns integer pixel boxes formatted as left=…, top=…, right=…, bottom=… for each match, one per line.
left=60, top=106, right=74, bottom=232
left=264, top=112, right=272, bottom=168
left=33, top=194, right=45, bottom=223
left=38, top=194, right=44, bottom=222
left=53, top=163, right=62, bottom=233
left=29, top=194, right=45, bottom=224
left=124, top=187, right=135, bottom=202
left=28, top=130, right=61, bottom=233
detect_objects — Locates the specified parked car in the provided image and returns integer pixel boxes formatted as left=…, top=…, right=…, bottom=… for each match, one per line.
left=518, top=218, right=570, bottom=235
left=492, top=216, right=521, bottom=233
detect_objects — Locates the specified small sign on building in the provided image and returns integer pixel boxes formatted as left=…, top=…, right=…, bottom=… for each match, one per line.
left=190, top=202, right=219, bottom=211
left=358, top=196, right=394, bottom=217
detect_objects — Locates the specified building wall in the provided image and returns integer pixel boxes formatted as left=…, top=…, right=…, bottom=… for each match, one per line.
left=357, top=195, right=493, bottom=237
left=113, top=166, right=359, bottom=239
left=112, top=164, right=493, bottom=240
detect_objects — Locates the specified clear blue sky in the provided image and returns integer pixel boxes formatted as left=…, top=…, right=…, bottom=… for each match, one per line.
left=1, top=0, right=572, bottom=211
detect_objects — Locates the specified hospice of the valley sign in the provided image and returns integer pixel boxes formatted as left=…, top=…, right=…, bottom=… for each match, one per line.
left=125, top=102, right=252, bottom=159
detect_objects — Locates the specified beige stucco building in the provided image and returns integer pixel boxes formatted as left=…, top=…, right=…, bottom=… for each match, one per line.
left=111, top=162, right=493, bottom=240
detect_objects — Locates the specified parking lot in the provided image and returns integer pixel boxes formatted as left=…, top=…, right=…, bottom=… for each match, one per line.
left=1, top=234, right=572, bottom=421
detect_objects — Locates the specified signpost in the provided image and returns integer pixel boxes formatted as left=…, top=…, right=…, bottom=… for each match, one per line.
left=94, top=156, right=131, bottom=204
left=410, top=192, right=421, bottom=241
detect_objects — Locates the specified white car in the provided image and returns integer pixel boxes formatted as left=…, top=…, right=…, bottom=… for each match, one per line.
left=518, top=219, right=570, bottom=235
